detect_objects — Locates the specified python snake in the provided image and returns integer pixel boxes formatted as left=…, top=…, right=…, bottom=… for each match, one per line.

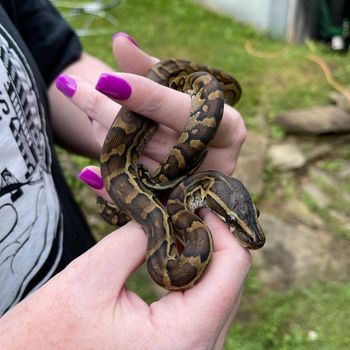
left=98, top=59, right=265, bottom=290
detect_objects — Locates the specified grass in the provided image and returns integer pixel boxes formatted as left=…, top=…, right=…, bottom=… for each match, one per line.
left=71, top=0, right=350, bottom=126
left=55, top=0, right=350, bottom=349
left=227, top=281, right=350, bottom=350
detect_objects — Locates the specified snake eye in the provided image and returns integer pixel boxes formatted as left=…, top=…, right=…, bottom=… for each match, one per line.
left=227, top=215, right=237, bottom=225
left=256, top=208, right=260, bottom=217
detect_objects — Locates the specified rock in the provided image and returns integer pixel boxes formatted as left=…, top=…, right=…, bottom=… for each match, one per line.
left=329, top=210, right=350, bottom=232
left=302, top=141, right=333, bottom=162
left=276, top=106, right=350, bottom=134
left=284, top=197, right=323, bottom=228
left=339, top=161, right=350, bottom=180
left=275, top=135, right=333, bottom=164
left=267, top=143, right=306, bottom=171
left=329, top=91, right=350, bottom=113
left=234, top=131, right=268, bottom=198
left=301, top=182, right=330, bottom=208
left=253, top=213, right=350, bottom=290
left=308, top=166, right=338, bottom=189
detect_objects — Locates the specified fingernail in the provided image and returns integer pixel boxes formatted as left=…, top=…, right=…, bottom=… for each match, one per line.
left=112, top=32, right=139, bottom=47
left=78, top=168, right=104, bottom=190
left=55, top=74, right=77, bottom=97
left=95, top=73, right=132, bottom=100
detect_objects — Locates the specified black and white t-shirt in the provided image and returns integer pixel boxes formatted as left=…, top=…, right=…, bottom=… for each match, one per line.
left=0, top=0, right=95, bottom=315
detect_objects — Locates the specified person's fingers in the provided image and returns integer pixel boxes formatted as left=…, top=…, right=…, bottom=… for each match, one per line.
left=95, top=72, right=192, bottom=132
left=112, top=32, right=159, bottom=75
left=56, top=71, right=190, bottom=134
left=182, top=211, right=251, bottom=322
left=55, top=74, right=179, bottom=164
left=56, top=74, right=119, bottom=129
left=95, top=72, right=246, bottom=155
left=79, top=165, right=147, bottom=296
left=214, top=105, right=246, bottom=152
left=148, top=212, right=250, bottom=346
left=197, top=106, right=246, bottom=175
left=111, top=33, right=246, bottom=152
left=64, top=220, right=147, bottom=295
left=78, top=166, right=111, bottom=201
left=90, top=119, right=109, bottom=148
left=213, top=287, right=244, bottom=349
left=77, top=167, right=251, bottom=307
left=56, top=63, right=245, bottom=175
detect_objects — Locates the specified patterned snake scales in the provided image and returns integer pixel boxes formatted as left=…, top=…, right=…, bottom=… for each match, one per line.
left=98, top=59, right=265, bottom=290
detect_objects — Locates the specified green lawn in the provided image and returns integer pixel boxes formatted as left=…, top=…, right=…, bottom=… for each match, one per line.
left=55, top=1, right=350, bottom=349
left=228, top=281, right=350, bottom=350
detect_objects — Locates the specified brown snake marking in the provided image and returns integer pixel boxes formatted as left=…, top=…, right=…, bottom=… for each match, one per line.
left=98, top=59, right=265, bottom=290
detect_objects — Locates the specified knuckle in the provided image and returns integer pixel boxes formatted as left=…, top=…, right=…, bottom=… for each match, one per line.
left=224, top=161, right=236, bottom=176
left=223, top=105, right=247, bottom=145
left=231, top=243, right=252, bottom=270
left=235, top=118, right=247, bottom=145
left=139, top=89, right=164, bottom=118
left=83, top=90, right=105, bottom=120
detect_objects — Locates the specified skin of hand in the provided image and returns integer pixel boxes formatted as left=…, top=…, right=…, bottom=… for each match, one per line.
left=53, top=35, right=246, bottom=175
left=0, top=35, right=251, bottom=349
left=0, top=212, right=251, bottom=350
left=48, top=52, right=114, bottom=158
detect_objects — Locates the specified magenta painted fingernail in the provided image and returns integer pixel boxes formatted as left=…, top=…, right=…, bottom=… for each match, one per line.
left=112, top=32, right=139, bottom=47
left=55, top=74, right=77, bottom=97
left=78, top=168, right=104, bottom=190
left=95, top=73, right=132, bottom=100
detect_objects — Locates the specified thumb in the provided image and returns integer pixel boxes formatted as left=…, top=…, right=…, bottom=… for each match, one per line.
left=75, top=165, right=148, bottom=291
left=112, top=32, right=158, bottom=76
left=65, top=221, right=147, bottom=295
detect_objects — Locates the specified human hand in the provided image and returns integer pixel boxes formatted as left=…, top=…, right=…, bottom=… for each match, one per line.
left=19, top=32, right=251, bottom=349
left=0, top=210, right=251, bottom=349
left=56, top=32, right=246, bottom=175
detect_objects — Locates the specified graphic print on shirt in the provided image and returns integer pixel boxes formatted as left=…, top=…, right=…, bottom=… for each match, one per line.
left=0, top=24, right=63, bottom=315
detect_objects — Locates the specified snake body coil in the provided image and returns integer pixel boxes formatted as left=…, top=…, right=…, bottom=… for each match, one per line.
left=99, top=59, right=265, bottom=290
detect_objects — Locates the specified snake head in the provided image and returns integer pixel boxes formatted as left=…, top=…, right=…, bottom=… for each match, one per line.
left=225, top=204, right=265, bottom=250
left=206, top=173, right=266, bottom=250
